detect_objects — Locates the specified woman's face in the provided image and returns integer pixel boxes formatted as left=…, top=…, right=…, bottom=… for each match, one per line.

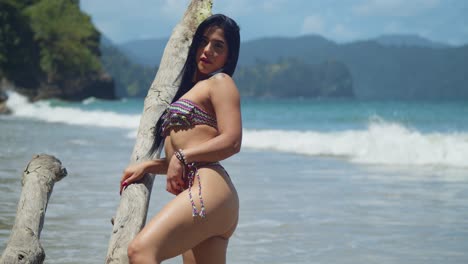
left=195, top=26, right=229, bottom=80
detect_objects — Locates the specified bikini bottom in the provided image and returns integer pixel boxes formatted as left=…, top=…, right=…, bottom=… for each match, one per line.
left=182, top=162, right=228, bottom=218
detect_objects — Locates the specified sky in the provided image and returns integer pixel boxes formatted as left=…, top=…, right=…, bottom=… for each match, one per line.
left=80, top=0, right=468, bottom=45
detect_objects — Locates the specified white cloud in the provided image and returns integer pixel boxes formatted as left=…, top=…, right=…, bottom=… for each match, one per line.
left=301, top=15, right=358, bottom=42
left=261, top=0, right=287, bottom=12
left=81, top=0, right=189, bottom=42
left=161, top=0, right=190, bottom=17
left=353, top=0, right=440, bottom=17
left=301, top=15, right=325, bottom=35
left=331, top=24, right=359, bottom=41
left=217, top=0, right=254, bottom=16
left=216, top=0, right=287, bottom=16
left=301, top=15, right=360, bottom=41
left=81, top=0, right=467, bottom=44
left=384, top=21, right=401, bottom=33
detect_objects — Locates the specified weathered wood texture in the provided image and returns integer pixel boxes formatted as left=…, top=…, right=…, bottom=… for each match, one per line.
left=0, top=154, right=67, bottom=264
left=105, top=1, right=212, bottom=263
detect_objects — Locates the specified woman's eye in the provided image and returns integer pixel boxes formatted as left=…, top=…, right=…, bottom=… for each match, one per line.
left=214, top=43, right=224, bottom=51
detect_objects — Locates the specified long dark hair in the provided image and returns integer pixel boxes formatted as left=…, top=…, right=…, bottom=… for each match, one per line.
left=148, top=14, right=241, bottom=157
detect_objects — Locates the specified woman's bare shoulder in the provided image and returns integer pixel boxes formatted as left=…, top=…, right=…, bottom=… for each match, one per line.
left=205, top=73, right=239, bottom=105
left=191, top=73, right=233, bottom=91
left=207, top=73, right=237, bottom=92
left=210, top=72, right=231, bottom=80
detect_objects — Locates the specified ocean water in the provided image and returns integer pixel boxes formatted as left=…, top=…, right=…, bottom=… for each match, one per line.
left=1, top=92, right=468, bottom=263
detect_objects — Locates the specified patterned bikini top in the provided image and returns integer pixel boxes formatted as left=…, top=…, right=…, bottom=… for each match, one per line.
left=161, top=98, right=217, bottom=136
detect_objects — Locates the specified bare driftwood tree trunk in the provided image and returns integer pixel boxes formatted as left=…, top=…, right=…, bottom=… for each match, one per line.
left=0, top=154, right=67, bottom=264
left=105, top=1, right=212, bottom=263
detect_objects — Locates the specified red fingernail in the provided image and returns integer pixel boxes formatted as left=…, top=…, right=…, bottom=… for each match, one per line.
left=120, top=182, right=128, bottom=195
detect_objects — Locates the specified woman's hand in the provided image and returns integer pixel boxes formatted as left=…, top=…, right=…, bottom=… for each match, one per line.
left=120, top=162, right=148, bottom=195
left=166, top=154, right=186, bottom=195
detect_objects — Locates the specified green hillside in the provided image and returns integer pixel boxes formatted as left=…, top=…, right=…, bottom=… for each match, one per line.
left=239, top=36, right=468, bottom=99
left=0, top=0, right=114, bottom=101
left=100, top=42, right=156, bottom=97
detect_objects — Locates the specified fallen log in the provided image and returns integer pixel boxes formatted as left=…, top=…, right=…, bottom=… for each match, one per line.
left=105, top=1, right=213, bottom=263
left=0, top=154, right=67, bottom=264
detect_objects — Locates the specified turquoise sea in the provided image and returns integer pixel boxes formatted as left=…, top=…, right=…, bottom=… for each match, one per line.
left=1, top=91, right=468, bottom=263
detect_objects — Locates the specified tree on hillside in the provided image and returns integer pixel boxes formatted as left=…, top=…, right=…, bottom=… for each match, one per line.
left=0, top=0, right=41, bottom=89
left=25, top=0, right=102, bottom=82
left=0, top=0, right=114, bottom=101
left=101, top=44, right=157, bottom=97
left=235, top=57, right=354, bottom=97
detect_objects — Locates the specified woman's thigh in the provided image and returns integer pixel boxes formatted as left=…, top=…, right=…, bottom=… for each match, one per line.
left=182, top=236, right=230, bottom=264
left=131, top=166, right=239, bottom=261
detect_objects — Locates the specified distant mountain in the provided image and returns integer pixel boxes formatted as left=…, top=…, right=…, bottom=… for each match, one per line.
left=373, top=34, right=451, bottom=49
left=100, top=35, right=157, bottom=97
left=235, top=58, right=354, bottom=98
left=118, top=34, right=337, bottom=67
left=117, top=34, right=451, bottom=65
left=117, top=34, right=468, bottom=100
left=238, top=34, right=338, bottom=66
left=238, top=36, right=468, bottom=99
left=117, top=34, right=353, bottom=98
left=118, top=38, right=168, bottom=66
left=100, top=34, right=115, bottom=46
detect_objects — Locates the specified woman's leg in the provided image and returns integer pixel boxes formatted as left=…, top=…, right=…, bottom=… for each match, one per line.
left=182, top=236, right=229, bottom=264
left=182, top=215, right=238, bottom=264
left=128, top=166, right=239, bottom=264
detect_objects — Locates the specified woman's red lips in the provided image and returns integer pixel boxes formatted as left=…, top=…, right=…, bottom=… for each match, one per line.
left=200, top=57, right=212, bottom=64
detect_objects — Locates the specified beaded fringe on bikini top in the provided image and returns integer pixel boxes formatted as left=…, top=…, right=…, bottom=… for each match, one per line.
left=161, top=98, right=217, bottom=136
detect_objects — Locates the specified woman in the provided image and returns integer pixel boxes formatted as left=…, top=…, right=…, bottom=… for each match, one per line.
left=119, top=14, right=241, bottom=264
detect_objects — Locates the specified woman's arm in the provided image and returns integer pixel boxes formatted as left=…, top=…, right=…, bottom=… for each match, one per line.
left=182, top=74, right=242, bottom=163
left=120, top=158, right=168, bottom=194
left=142, top=158, right=169, bottom=174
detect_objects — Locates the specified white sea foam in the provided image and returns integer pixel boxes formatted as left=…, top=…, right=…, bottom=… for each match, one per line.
left=243, top=123, right=468, bottom=168
left=126, top=130, right=138, bottom=139
left=6, top=91, right=140, bottom=129
left=68, top=139, right=92, bottom=146
left=82, top=97, right=97, bottom=105
left=6, top=91, right=467, bottom=167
